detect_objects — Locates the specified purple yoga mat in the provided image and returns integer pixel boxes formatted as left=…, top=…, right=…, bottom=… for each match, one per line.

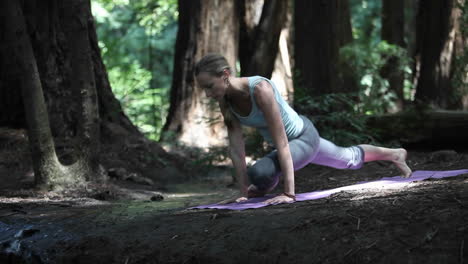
left=188, top=169, right=468, bottom=211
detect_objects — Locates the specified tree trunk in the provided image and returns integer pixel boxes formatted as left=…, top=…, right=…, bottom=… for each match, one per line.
left=239, top=0, right=288, bottom=78
left=238, top=0, right=294, bottom=104
left=405, top=0, right=418, bottom=89
left=414, top=0, right=465, bottom=109
left=294, top=0, right=357, bottom=99
left=0, top=0, right=163, bottom=188
left=162, top=0, right=239, bottom=148
left=3, top=0, right=141, bottom=144
left=0, top=0, right=68, bottom=187
left=1, top=0, right=143, bottom=141
left=61, top=0, right=101, bottom=178
left=367, top=110, right=468, bottom=151
left=271, top=0, right=295, bottom=104
left=381, top=0, right=405, bottom=112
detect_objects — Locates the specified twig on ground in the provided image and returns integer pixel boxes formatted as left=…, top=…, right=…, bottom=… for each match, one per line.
left=347, top=213, right=360, bottom=231
left=453, top=197, right=464, bottom=206
left=365, top=241, right=377, bottom=249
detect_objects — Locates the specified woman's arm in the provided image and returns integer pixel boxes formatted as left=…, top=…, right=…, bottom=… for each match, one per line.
left=219, top=100, right=249, bottom=201
left=254, top=81, right=295, bottom=204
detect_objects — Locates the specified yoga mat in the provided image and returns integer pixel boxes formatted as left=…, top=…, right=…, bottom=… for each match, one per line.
left=188, top=169, right=468, bottom=211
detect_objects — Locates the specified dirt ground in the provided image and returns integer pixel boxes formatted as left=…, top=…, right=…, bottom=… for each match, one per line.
left=0, top=128, right=467, bottom=263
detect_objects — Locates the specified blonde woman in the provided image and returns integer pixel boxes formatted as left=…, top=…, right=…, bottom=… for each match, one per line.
left=194, top=54, right=411, bottom=205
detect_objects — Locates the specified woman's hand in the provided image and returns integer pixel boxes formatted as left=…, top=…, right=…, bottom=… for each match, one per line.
left=218, top=196, right=248, bottom=205
left=263, top=193, right=295, bottom=205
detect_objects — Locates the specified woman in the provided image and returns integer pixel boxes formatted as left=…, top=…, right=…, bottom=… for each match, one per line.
left=194, top=54, right=412, bottom=205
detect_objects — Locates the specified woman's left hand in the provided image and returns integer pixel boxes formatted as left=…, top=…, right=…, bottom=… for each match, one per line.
left=263, top=194, right=295, bottom=205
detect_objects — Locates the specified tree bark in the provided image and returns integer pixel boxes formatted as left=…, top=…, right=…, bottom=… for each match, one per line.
left=61, top=0, right=101, bottom=177
left=1, top=0, right=141, bottom=142
left=271, top=0, right=295, bottom=104
left=381, top=0, right=405, bottom=112
left=367, top=110, right=468, bottom=151
left=0, top=0, right=163, bottom=187
left=294, top=0, right=357, bottom=99
left=162, top=0, right=239, bottom=148
left=0, top=0, right=67, bottom=187
left=414, top=0, right=465, bottom=109
left=238, top=0, right=294, bottom=103
left=239, top=0, right=288, bottom=78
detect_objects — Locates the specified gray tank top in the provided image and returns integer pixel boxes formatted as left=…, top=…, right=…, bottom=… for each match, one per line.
left=228, top=76, right=304, bottom=143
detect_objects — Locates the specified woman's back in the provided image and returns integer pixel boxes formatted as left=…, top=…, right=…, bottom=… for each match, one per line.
left=228, top=76, right=304, bottom=143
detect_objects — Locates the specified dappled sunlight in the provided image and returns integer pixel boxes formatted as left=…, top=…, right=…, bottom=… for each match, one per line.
left=191, top=170, right=468, bottom=210
left=166, top=192, right=220, bottom=198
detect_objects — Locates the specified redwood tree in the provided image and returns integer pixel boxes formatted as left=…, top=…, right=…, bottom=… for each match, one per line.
left=239, top=0, right=288, bottom=78
left=162, top=0, right=239, bottom=148
left=294, top=0, right=357, bottom=99
left=239, top=0, right=294, bottom=103
left=0, top=0, right=164, bottom=188
left=381, top=0, right=405, bottom=111
left=414, top=0, right=466, bottom=109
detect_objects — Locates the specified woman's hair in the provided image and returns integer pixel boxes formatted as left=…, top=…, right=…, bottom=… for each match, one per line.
left=194, top=54, right=232, bottom=76
left=194, top=54, right=235, bottom=126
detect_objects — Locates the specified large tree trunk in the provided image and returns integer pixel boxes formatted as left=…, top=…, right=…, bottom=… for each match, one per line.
left=294, top=0, right=357, bottom=99
left=162, top=0, right=239, bottom=148
left=1, top=0, right=65, bottom=187
left=271, top=0, right=295, bottom=104
left=367, top=110, right=468, bottom=151
left=1, top=0, right=141, bottom=142
left=381, top=0, right=405, bottom=112
left=414, top=0, right=465, bottom=109
left=238, top=0, right=294, bottom=104
left=0, top=0, right=165, bottom=188
left=239, top=0, right=288, bottom=78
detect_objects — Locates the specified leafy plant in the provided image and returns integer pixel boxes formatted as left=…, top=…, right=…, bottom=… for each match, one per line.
left=340, top=41, right=413, bottom=115
left=295, top=93, right=377, bottom=147
left=452, top=1, right=468, bottom=104
left=91, top=0, right=178, bottom=140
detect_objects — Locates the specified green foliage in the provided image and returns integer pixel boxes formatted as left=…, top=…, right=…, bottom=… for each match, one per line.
left=349, top=0, right=382, bottom=45
left=295, top=93, right=377, bottom=147
left=293, top=41, right=411, bottom=146
left=340, top=41, right=413, bottom=115
left=291, top=1, right=417, bottom=147
left=91, top=0, right=178, bottom=140
left=189, top=146, right=230, bottom=170
left=453, top=1, right=468, bottom=100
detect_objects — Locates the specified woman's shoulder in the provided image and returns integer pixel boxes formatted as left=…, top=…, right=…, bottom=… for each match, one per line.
left=248, top=75, right=273, bottom=88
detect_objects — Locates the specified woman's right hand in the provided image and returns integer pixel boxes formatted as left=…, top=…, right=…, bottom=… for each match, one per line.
left=217, top=196, right=248, bottom=205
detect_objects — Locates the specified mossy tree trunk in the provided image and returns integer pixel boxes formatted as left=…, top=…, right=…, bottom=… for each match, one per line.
left=0, top=0, right=154, bottom=189
left=1, top=0, right=72, bottom=188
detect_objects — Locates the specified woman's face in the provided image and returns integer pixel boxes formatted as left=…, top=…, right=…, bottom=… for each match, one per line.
left=196, top=72, right=228, bottom=101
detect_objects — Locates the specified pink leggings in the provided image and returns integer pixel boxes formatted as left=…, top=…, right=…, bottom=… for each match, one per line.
left=247, top=116, right=365, bottom=191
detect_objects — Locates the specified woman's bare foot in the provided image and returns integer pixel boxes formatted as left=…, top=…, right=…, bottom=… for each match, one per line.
left=392, top=148, right=412, bottom=178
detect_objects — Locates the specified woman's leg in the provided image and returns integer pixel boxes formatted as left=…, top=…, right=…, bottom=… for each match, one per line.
left=358, top=144, right=412, bottom=178
left=310, top=138, right=365, bottom=170
left=247, top=116, right=320, bottom=196
left=310, top=138, right=412, bottom=178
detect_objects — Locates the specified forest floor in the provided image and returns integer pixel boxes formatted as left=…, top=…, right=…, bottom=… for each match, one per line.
left=0, top=128, right=467, bottom=263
